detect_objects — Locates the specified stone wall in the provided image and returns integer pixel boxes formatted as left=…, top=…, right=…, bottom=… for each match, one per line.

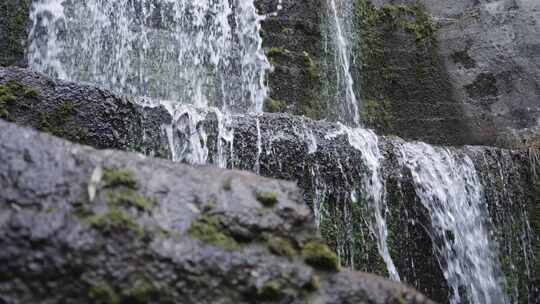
left=367, top=0, right=540, bottom=148
left=0, top=0, right=30, bottom=67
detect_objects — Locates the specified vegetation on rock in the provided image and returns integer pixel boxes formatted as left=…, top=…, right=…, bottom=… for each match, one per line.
left=302, top=240, right=340, bottom=271
left=256, top=191, right=278, bottom=207
left=187, top=214, right=240, bottom=250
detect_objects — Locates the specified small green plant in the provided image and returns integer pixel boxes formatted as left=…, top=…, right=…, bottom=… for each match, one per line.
left=187, top=214, right=240, bottom=250
left=256, top=191, right=278, bottom=207
left=267, top=236, right=297, bottom=257
left=302, top=240, right=340, bottom=271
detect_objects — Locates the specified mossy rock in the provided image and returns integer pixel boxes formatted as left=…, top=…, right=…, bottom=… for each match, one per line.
left=88, top=281, right=120, bottom=304
left=0, top=80, right=39, bottom=121
left=257, top=279, right=285, bottom=300
left=106, top=188, right=156, bottom=212
left=267, top=236, right=297, bottom=257
left=302, top=240, right=340, bottom=271
left=103, top=168, right=139, bottom=189
left=187, top=214, right=240, bottom=251
left=256, top=191, right=278, bottom=207
left=0, top=0, right=31, bottom=66
left=86, top=207, right=145, bottom=236
left=38, top=100, right=89, bottom=143
left=264, top=97, right=286, bottom=113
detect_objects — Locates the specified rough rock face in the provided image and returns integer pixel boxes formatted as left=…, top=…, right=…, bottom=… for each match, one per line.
left=0, top=119, right=435, bottom=304
left=363, top=0, right=540, bottom=148
left=0, top=0, right=29, bottom=67
left=257, top=0, right=326, bottom=120
left=2, top=0, right=539, bottom=148
left=2, top=67, right=538, bottom=302
left=0, top=67, right=171, bottom=157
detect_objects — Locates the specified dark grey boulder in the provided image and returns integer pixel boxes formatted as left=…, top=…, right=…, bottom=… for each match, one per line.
left=0, top=119, right=434, bottom=304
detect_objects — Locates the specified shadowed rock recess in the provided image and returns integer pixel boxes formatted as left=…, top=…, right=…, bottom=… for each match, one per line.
left=1, top=67, right=539, bottom=302
left=0, top=119, right=434, bottom=304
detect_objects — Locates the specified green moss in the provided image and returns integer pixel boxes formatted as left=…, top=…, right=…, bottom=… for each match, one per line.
left=89, top=281, right=120, bottom=304
left=187, top=214, right=240, bottom=250
left=0, top=80, right=42, bottom=121
left=266, top=47, right=291, bottom=58
left=0, top=0, right=30, bottom=66
left=38, top=100, right=88, bottom=142
left=302, top=51, right=318, bottom=81
left=0, top=82, right=17, bottom=120
left=256, top=191, right=278, bottom=207
left=302, top=240, right=340, bottom=271
left=123, top=279, right=158, bottom=303
left=362, top=98, right=393, bottom=131
left=264, top=97, right=286, bottom=113
left=356, top=0, right=438, bottom=133
left=267, top=236, right=297, bottom=257
left=106, top=188, right=156, bottom=211
left=257, top=279, right=285, bottom=300
left=103, top=168, right=139, bottom=189
left=74, top=206, right=95, bottom=219
left=87, top=207, right=145, bottom=236
left=319, top=214, right=338, bottom=253
left=23, top=87, right=39, bottom=98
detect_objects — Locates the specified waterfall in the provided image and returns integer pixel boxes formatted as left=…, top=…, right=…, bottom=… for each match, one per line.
left=325, top=124, right=400, bottom=281
left=28, top=0, right=270, bottom=112
left=397, top=142, right=507, bottom=304
left=23, top=0, right=533, bottom=301
left=325, top=0, right=360, bottom=126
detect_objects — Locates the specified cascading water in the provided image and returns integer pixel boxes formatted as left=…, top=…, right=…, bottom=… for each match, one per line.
left=28, top=0, right=270, bottom=168
left=28, top=0, right=270, bottom=112
left=324, top=0, right=360, bottom=126
left=23, top=0, right=533, bottom=301
left=397, top=142, right=507, bottom=304
left=324, top=124, right=400, bottom=281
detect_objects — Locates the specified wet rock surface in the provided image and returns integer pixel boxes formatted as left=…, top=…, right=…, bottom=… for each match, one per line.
left=0, top=67, right=171, bottom=157
left=366, top=0, right=540, bottom=148
left=0, top=119, right=435, bottom=304
left=1, top=67, right=538, bottom=302
left=0, top=0, right=30, bottom=67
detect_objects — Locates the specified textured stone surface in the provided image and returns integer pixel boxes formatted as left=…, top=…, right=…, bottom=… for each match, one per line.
left=0, top=67, right=171, bottom=157
left=2, top=67, right=537, bottom=302
left=0, top=119, right=435, bottom=304
left=257, top=0, right=326, bottom=120
left=368, top=0, right=540, bottom=148
left=0, top=0, right=29, bottom=67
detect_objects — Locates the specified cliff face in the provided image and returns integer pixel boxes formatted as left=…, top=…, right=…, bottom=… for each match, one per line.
left=368, top=0, right=540, bottom=148
left=1, top=0, right=539, bottom=302
left=2, top=67, right=538, bottom=302
left=2, top=0, right=539, bottom=147
left=259, top=0, right=540, bottom=148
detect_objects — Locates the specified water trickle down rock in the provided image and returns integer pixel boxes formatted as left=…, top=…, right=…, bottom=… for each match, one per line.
left=397, top=142, right=507, bottom=304
left=323, top=0, right=360, bottom=126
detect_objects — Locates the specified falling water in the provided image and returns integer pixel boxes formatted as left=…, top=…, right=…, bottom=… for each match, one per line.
left=397, top=142, right=507, bottom=304
left=325, top=124, right=400, bottom=281
left=28, top=0, right=270, bottom=112
left=344, top=126, right=399, bottom=281
left=325, top=0, right=360, bottom=126
left=161, top=103, right=234, bottom=167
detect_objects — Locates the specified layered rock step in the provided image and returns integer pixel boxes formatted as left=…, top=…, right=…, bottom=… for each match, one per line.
left=1, top=67, right=538, bottom=302
left=0, top=119, right=436, bottom=303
